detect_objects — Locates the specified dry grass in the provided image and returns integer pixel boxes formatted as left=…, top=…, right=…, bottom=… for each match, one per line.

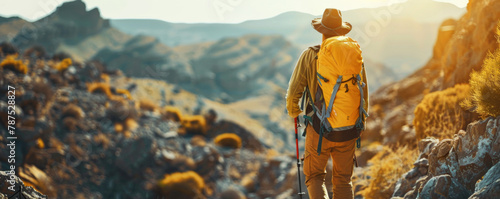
left=1, top=55, right=28, bottom=74
left=359, top=145, right=418, bottom=199
left=181, top=115, right=207, bottom=135
left=214, top=133, right=242, bottom=149
left=157, top=171, right=205, bottom=198
left=413, top=84, right=472, bottom=140
left=462, top=37, right=500, bottom=117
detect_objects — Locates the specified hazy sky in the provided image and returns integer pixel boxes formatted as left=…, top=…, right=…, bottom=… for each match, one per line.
left=1, top=0, right=468, bottom=23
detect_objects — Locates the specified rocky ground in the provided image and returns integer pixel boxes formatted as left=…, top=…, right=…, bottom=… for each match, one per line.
left=392, top=116, right=500, bottom=198
left=0, top=52, right=302, bottom=198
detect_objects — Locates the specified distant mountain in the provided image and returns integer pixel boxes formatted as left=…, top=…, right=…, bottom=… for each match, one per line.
left=92, top=34, right=302, bottom=102
left=112, top=0, right=465, bottom=77
left=8, top=0, right=131, bottom=62
left=0, top=16, right=29, bottom=42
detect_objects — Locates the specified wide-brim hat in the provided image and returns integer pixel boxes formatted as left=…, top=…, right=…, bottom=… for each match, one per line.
left=312, top=8, right=352, bottom=36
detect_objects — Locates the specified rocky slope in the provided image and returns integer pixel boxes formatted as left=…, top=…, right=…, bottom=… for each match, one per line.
left=364, top=0, right=500, bottom=146
left=0, top=50, right=300, bottom=198
left=392, top=116, right=500, bottom=198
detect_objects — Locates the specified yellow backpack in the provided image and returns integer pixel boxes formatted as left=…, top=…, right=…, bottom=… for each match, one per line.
left=310, top=36, right=367, bottom=155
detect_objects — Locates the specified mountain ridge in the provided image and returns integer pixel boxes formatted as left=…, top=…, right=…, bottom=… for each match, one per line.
left=111, top=0, right=465, bottom=76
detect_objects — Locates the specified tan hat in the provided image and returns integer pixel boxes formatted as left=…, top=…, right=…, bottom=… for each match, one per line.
left=312, top=8, right=352, bottom=36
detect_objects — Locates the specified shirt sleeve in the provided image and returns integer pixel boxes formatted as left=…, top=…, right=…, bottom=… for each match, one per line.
left=286, top=49, right=315, bottom=118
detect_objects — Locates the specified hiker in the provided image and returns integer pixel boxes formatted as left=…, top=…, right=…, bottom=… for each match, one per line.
left=286, top=8, right=369, bottom=199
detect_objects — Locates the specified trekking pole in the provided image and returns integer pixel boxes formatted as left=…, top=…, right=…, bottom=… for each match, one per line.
left=294, top=117, right=306, bottom=198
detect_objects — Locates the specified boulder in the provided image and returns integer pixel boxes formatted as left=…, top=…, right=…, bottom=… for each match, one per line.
left=470, top=162, right=500, bottom=198
left=419, top=174, right=471, bottom=199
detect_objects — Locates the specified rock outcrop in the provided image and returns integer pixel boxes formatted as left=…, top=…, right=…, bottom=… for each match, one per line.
left=365, top=0, right=500, bottom=146
left=392, top=116, right=500, bottom=198
left=12, top=0, right=110, bottom=51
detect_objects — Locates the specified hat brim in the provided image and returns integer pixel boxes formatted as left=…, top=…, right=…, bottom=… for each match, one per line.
left=311, top=18, right=352, bottom=36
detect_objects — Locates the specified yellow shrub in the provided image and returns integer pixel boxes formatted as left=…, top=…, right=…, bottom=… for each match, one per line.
left=114, top=123, right=124, bottom=133
left=413, top=84, right=472, bottom=140
left=360, top=145, right=418, bottom=199
left=462, top=48, right=500, bottom=117
left=1, top=55, right=28, bottom=74
left=100, top=73, right=110, bottom=83
left=124, top=117, right=138, bottom=131
left=181, top=115, right=207, bottom=135
left=214, top=133, right=242, bottom=149
left=36, top=138, right=45, bottom=149
left=163, top=106, right=183, bottom=122
left=115, top=89, right=132, bottom=100
left=87, top=82, right=113, bottom=98
left=157, top=171, right=205, bottom=198
left=54, top=58, right=72, bottom=71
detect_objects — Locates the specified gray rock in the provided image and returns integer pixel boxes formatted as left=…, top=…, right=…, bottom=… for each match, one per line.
left=115, top=136, right=155, bottom=176
left=414, top=158, right=429, bottom=167
left=436, top=139, right=453, bottom=158
left=418, top=137, right=439, bottom=159
left=474, top=162, right=500, bottom=193
left=419, top=174, right=471, bottom=199
left=469, top=178, right=500, bottom=199
left=488, top=116, right=500, bottom=164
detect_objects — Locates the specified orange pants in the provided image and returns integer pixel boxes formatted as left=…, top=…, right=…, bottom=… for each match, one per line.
left=303, top=125, right=356, bottom=199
